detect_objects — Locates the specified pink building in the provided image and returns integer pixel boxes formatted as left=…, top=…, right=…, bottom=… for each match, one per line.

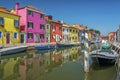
left=15, top=3, right=46, bottom=43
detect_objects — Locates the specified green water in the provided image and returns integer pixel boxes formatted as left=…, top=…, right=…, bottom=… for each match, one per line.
left=0, top=44, right=118, bottom=80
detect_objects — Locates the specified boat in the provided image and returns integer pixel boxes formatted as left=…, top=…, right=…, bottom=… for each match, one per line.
left=0, top=46, right=27, bottom=56
left=35, top=45, right=56, bottom=50
left=101, top=43, right=111, bottom=50
left=90, top=49, right=118, bottom=66
left=56, top=43, right=73, bottom=48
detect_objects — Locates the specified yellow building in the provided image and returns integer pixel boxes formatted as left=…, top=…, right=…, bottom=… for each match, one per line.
left=69, top=25, right=79, bottom=42
left=0, top=7, right=20, bottom=44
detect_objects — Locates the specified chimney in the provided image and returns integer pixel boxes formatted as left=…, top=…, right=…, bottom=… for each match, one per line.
left=45, top=15, right=52, bottom=20
left=15, top=2, right=19, bottom=15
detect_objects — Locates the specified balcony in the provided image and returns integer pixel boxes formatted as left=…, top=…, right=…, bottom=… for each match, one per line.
left=20, top=25, right=25, bottom=32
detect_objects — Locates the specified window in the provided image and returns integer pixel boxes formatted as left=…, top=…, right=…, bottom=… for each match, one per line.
left=46, top=25, right=49, bottom=29
left=28, top=10, right=33, bottom=16
left=28, top=22, right=33, bottom=29
left=14, top=32, right=17, bottom=38
left=62, top=28, right=65, bottom=32
left=73, top=30, right=75, bottom=33
left=67, top=29, right=69, bottom=32
left=40, top=34, right=44, bottom=39
left=59, top=27, right=62, bottom=31
left=0, top=32, right=2, bottom=38
left=14, top=20, right=19, bottom=27
left=76, top=30, right=78, bottom=33
left=72, top=37, right=74, bottom=40
left=0, top=17, right=4, bottom=25
left=40, top=14, right=44, bottom=18
left=28, top=33, right=33, bottom=39
left=70, top=29, right=72, bottom=32
left=40, top=24, right=45, bottom=29
left=52, top=25, right=56, bottom=30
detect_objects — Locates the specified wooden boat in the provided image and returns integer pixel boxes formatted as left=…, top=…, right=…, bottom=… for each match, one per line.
left=0, top=46, right=27, bottom=56
left=90, top=49, right=118, bottom=66
left=35, top=45, right=56, bottom=50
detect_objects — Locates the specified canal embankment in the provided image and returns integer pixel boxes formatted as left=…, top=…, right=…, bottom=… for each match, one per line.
left=0, top=42, right=81, bottom=55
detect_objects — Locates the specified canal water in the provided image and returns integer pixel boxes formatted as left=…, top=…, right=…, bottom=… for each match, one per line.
left=0, top=44, right=118, bottom=80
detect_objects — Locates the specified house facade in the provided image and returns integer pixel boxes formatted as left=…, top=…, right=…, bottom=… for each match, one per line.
left=69, top=25, right=79, bottom=43
left=15, top=3, right=46, bottom=43
left=0, top=6, right=20, bottom=44
left=73, top=24, right=87, bottom=43
left=47, top=16, right=62, bottom=42
left=45, top=16, right=51, bottom=43
left=62, top=23, right=70, bottom=43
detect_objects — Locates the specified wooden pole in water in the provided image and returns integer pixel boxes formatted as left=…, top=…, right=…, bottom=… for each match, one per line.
left=84, top=32, right=89, bottom=73
left=84, top=50, right=89, bottom=72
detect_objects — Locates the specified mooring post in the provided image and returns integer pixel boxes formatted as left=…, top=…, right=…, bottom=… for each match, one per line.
left=84, top=39, right=89, bottom=73
left=84, top=50, right=89, bottom=72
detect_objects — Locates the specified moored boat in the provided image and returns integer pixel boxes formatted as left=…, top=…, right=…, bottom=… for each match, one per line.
left=0, top=46, right=28, bottom=56
left=90, top=49, right=118, bottom=66
left=35, top=45, right=56, bottom=50
left=56, top=43, right=73, bottom=48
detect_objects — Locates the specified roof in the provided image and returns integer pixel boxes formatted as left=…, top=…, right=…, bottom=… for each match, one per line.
left=0, top=6, right=20, bottom=17
left=71, top=24, right=87, bottom=30
left=19, top=5, right=45, bottom=14
left=48, top=19, right=62, bottom=24
left=62, top=23, right=70, bottom=28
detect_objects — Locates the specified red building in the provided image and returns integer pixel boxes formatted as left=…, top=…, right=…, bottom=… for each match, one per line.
left=45, top=16, right=62, bottom=42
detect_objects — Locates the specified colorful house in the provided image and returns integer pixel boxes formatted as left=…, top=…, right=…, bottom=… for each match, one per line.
left=45, top=16, right=51, bottom=43
left=47, top=16, right=62, bottom=42
left=62, top=23, right=70, bottom=43
left=73, top=24, right=87, bottom=43
left=69, top=24, right=79, bottom=43
left=0, top=6, right=20, bottom=45
left=14, top=3, right=46, bottom=43
left=108, top=32, right=115, bottom=41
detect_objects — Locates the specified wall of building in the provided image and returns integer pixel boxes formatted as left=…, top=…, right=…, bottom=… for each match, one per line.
left=0, top=12, right=20, bottom=44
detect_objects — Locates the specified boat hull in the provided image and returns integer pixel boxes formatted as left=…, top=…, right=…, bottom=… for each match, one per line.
left=35, top=45, right=56, bottom=50
left=56, top=43, right=73, bottom=48
left=0, top=46, right=27, bottom=56
left=97, top=57, right=116, bottom=65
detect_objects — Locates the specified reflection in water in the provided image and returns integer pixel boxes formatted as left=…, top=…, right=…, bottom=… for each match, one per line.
left=88, top=63, right=117, bottom=80
left=86, top=43, right=117, bottom=80
left=0, top=47, right=84, bottom=80
left=0, top=44, right=118, bottom=80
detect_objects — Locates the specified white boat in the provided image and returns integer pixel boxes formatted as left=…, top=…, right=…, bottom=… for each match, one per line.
left=0, top=46, right=28, bottom=55
left=90, top=49, right=118, bottom=66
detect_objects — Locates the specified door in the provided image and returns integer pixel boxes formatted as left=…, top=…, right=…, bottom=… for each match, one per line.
left=6, top=33, right=10, bottom=44
left=21, top=34, right=24, bottom=43
left=34, top=34, right=39, bottom=43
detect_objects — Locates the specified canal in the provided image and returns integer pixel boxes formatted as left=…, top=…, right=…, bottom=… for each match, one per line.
left=0, top=44, right=118, bottom=80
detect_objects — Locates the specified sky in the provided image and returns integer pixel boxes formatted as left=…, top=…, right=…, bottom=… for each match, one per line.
left=0, top=0, right=120, bottom=35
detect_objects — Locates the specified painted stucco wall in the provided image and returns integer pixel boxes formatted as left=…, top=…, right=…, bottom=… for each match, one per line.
left=18, top=8, right=46, bottom=43
left=62, top=27, right=69, bottom=43
left=0, top=12, right=20, bottom=44
left=50, top=22, right=62, bottom=42
left=69, top=28, right=78, bottom=42
left=46, top=20, right=50, bottom=42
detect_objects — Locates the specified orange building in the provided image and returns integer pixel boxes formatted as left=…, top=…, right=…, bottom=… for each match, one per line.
left=45, top=16, right=62, bottom=42
left=108, top=32, right=115, bottom=41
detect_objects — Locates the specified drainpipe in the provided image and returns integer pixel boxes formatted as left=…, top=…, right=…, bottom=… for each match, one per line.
left=15, top=2, right=19, bottom=15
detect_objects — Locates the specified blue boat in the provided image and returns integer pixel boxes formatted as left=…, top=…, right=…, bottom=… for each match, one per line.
left=35, top=45, right=56, bottom=50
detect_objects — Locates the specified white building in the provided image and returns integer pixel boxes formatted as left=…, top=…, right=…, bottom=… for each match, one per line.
left=62, top=23, right=70, bottom=43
